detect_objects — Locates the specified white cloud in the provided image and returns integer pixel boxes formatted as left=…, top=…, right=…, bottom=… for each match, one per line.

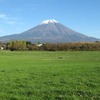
left=0, top=14, right=21, bottom=21
left=6, top=21, right=16, bottom=25
left=0, top=14, right=24, bottom=26
left=0, top=14, right=7, bottom=20
left=0, top=29, right=4, bottom=33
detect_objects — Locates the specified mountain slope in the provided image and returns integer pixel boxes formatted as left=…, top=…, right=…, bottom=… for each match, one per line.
left=0, top=19, right=100, bottom=43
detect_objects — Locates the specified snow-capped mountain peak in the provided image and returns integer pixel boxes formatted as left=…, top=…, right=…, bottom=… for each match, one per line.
left=39, top=19, right=58, bottom=25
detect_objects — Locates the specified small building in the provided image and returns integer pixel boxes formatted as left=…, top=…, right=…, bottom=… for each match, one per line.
left=36, top=44, right=43, bottom=47
left=0, top=45, right=6, bottom=50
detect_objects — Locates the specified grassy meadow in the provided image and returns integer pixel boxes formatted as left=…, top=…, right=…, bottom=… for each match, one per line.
left=0, top=51, right=100, bottom=100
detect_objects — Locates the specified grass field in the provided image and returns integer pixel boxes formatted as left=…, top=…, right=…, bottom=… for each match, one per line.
left=0, top=51, right=100, bottom=100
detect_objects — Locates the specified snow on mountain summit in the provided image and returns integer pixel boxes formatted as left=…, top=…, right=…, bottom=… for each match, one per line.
left=39, top=19, right=58, bottom=25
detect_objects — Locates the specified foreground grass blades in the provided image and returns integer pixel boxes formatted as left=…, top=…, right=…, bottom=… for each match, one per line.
left=0, top=51, right=100, bottom=100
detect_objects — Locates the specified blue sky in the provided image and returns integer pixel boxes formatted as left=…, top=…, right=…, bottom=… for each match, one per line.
left=0, top=0, right=100, bottom=39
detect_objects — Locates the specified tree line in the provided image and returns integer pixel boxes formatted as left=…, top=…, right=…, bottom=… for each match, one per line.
left=1, top=41, right=100, bottom=51
left=42, top=42, right=100, bottom=51
left=6, top=40, right=32, bottom=51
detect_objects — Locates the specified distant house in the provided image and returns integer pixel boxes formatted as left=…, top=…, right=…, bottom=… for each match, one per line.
left=0, top=45, right=6, bottom=50
left=36, top=44, right=43, bottom=47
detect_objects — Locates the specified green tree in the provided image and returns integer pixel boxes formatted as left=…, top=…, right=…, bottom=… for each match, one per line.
left=7, top=40, right=26, bottom=51
left=26, top=41, right=32, bottom=45
left=38, top=41, right=41, bottom=44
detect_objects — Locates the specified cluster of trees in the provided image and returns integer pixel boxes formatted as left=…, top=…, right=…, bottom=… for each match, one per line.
left=6, top=40, right=27, bottom=51
left=6, top=40, right=32, bottom=51
left=1, top=40, right=100, bottom=51
left=6, top=40, right=40, bottom=51
left=42, top=42, right=100, bottom=51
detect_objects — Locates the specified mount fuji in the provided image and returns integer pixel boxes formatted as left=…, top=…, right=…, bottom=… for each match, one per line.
left=0, top=19, right=100, bottom=43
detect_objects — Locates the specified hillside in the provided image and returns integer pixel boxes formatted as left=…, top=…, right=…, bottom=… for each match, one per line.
left=0, top=19, right=100, bottom=43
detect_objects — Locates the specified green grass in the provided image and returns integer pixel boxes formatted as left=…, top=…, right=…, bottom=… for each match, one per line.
left=0, top=51, right=100, bottom=100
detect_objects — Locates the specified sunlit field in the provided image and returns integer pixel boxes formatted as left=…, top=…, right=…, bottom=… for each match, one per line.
left=0, top=51, right=100, bottom=100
